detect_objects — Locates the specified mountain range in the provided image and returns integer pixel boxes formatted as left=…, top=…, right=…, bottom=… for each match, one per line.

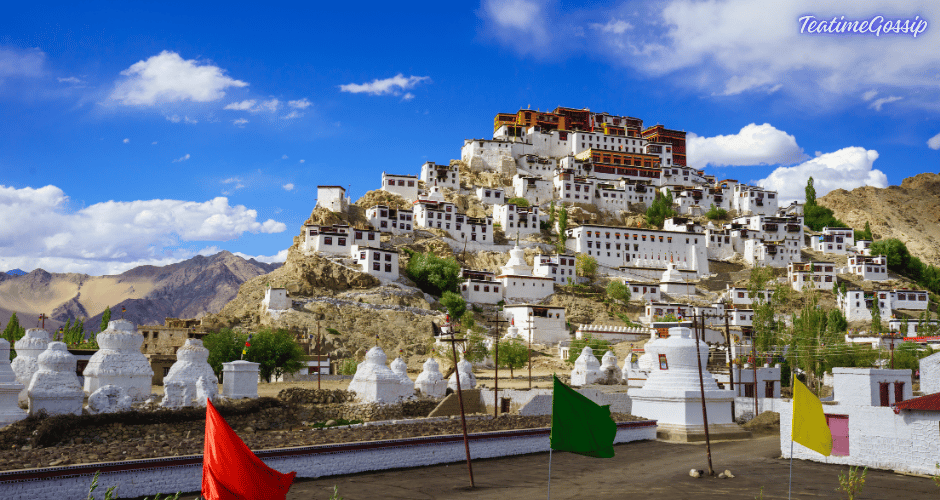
left=0, top=251, right=280, bottom=333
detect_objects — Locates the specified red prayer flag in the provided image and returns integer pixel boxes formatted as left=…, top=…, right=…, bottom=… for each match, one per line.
left=202, top=399, right=296, bottom=500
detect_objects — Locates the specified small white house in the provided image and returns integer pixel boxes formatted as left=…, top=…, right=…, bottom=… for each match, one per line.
left=380, top=172, right=419, bottom=202
left=730, top=364, right=781, bottom=398
left=476, top=186, right=506, bottom=205
left=532, top=253, right=577, bottom=285
left=626, top=282, right=661, bottom=302
left=498, top=275, right=556, bottom=302
left=815, top=227, right=855, bottom=255
left=317, top=185, right=349, bottom=214
left=302, top=224, right=352, bottom=256
left=553, top=171, right=595, bottom=204
left=460, top=279, right=503, bottom=304
left=493, top=203, right=541, bottom=238
left=262, top=287, right=290, bottom=311
left=420, top=161, right=459, bottom=190
left=855, top=240, right=873, bottom=256
left=354, top=246, right=399, bottom=280
left=787, top=261, right=836, bottom=292
left=502, top=304, right=569, bottom=345
left=889, top=318, right=940, bottom=337
left=365, top=205, right=414, bottom=235
left=731, top=184, right=778, bottom=216
left=513, top=174, right=554, bottom=206
left=846, top=254, right=888, bottom=281
left=454, top=214, right=494, bottom=244
left=724, top=286, right=772, bottom=306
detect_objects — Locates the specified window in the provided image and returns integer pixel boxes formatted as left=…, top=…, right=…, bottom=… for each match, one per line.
left=385, top=254, right=392, bottom=261
left=373, top=262, right=380, bottom=271
left=324, top=237, right=332, bottom=245
left=338, top=238, right=346, bottom=246
left=385, top=264, right=392, bottom=272
left=373, top=252, right=380, bottom=260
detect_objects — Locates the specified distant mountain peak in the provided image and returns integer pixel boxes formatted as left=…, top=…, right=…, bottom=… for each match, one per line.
left=5, top=269, right=27, bottom=276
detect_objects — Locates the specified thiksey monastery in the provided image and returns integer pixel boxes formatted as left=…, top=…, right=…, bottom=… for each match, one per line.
left=290, top=105, right=931, bottom=349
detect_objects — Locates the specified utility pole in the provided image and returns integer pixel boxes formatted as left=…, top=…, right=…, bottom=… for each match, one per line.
left=890, top=335, right=896, bottom=370
left=317, top=321, right=322, bottom=390
left=489, top=310, right=510, bottom=418
left=724, top=309, right=734, bottom=417
left=693, top=313, right=714, bottom=476
left=527, top=311, right=534, bottom=389
left=753, top=345, right=759, bottom=417
left=438, top=318, right=475, bottom=488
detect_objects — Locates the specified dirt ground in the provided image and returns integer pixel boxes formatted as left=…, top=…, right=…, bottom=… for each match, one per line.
left=139, top=434, right=938, bottom=500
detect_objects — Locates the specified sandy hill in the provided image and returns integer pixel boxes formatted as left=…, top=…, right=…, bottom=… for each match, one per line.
left=820, top=173, right=940, bottom=266
left=0, top=251, right=281, bottom=333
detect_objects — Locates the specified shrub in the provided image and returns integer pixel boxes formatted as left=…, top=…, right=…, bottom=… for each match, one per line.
left=404, top=250, right=461, bottom=297
left=337, top=358, right=358, bottom=375
left=506, top=197, right=530, bottom=207
left=567, top=334, right=610, bottom=364
left=705, top=203, right=728, bottom=220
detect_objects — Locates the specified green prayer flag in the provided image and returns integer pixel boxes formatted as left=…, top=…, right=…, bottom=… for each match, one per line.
left=550, top=374, right=617, bottom=458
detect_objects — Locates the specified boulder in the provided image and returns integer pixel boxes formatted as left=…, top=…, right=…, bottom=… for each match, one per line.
left=87, top=385, right=133, bottom=414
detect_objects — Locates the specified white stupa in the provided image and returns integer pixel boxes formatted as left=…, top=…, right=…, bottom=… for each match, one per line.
left=500, top=244, right=533, bottom=276
left=414, top=357, right=447, bottom=398
left=503, top=324, right=523, bottom=340
left=570, top=346, right=603, bottom=386
left=448, top=357, right=477, bottom=390
left=622, top=346, right=655, bottom=389
left=27, top=342, right=83, bottom=416
left=390, top=357, right=414, bottom=400
left=11, top=328, right=50, bottom=403
left=599, top=350, right=622, bottom=384
left=659, top=259, right=694, bottom=296
left=83, top=320, right=153, bottom=401
left=0, top=339, right=26, bottom=426
left=163, top=339, right=219, bottom=407
left=348, top=346, right=402, bottom=403
left=630, top=327, right=749, bottom=442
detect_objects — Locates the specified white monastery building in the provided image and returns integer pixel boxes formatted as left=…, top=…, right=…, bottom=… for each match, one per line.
left=565, top=224, right=709, bottom=276
left=532, top=253, right=576, bottom=285
left=366, top=205, right=414, bottom=235
left=317, top=185, right=350, bottom=214
left=380, top=172, right=419, bottom=201
left=787, top=261, right=836, bottom=292
left=301, top=224, right=380, bottom=256
left=475, top=186, right=506, bottom=205
left=420, top=161, right=459, bottom=190
left=354, top=247, right=400, bottom=280
left=846, top=255, right=888, bottom=281
left=815, top=227, right=855, bottom=255
left=493, top=203, right=542, bottom=238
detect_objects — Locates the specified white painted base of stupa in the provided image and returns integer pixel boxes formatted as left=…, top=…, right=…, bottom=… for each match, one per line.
left=630, top=388, right=750, bottom=442
left=0, top=386, right=25, bottom=426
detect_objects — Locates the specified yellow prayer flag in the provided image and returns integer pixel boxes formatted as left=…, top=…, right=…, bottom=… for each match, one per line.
left=792, top=379, right=832, bottom=456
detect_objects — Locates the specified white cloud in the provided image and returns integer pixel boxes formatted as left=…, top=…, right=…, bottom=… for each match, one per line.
left=288, top=98, right=311, bottom=109
left=282, top=183, right=294, bottom=191
left=123, top=138, right=130, bottom=144
left=299, top=159, right=305, bottom=164
left=687, top=123, right=808, bottom=170
left=0, top=47, right=44, bottom=79
left=869, top=96, right=902, bottom=111
left=339, top=73, right=430, bottom=97
left=259, top=99, right=280, bottom=112
left=401, top=93, right=415, bottom=101
left=0, top=184, right=286, bottom=275
left=281, top=155, right=288, bottom=159
left=282, top=110, right=303, bottom=119
left=233, top=118, right=248, bottom=127
left=109, top=50, right=248, bottom=106
left=757, top=147, right=888, bottom=203
left=862, top=90, right=878, bottom=101
left=589, top=19, right=633, bottom=34
left=233, top=248, right=288, bottom=264
left=928, top=132, right=940, bottom=150
left=224, top=99, right=256, bottom=110
left=57, top=76, right=84, bottom=85
left=165, top=114, right=197, bottom=124
left=152, top=141, right=158, bottom=145
left=172, top=154, right=191, bottom=163
left=479, top=1, right=940, bottom=105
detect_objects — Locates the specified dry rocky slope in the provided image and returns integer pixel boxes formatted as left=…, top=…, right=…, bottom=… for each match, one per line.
left=820, top=172, right=940, bottom=266
left=0, top=251, right=280, bottom=331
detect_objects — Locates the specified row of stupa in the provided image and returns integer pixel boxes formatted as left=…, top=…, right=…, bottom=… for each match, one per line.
left=347, top=346, right=477, bottom=403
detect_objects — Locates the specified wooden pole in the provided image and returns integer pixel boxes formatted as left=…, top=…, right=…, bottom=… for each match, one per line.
left=528, top=312, right=534, bottom=389
left=489, top=311, right=509, bottom=419
left=693, top=313, right=714, bottom=476
left=753, top=347, right=759, bottom=417
left=442, top=324, right=475, bottom=488
left=317, top=321, right=322, bottom=390
left=725, top=310, right=735, bottom=416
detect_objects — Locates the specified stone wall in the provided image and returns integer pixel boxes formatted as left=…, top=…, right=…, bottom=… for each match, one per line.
left=427, top=390, right=486, bottom=417
left=0, top=421, right=656, bottom=499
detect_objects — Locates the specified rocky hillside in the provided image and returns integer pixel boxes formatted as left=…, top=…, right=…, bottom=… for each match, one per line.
left=0, top=251, right=281, bottom=332
left=820, top=173, right=940, bottom=266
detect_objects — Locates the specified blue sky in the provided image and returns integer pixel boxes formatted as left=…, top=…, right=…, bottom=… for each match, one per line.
left=1, top=1, right=939, bottom=275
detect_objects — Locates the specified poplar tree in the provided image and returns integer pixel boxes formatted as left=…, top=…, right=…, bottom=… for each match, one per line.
left=100, top=306, right=112, bottom=332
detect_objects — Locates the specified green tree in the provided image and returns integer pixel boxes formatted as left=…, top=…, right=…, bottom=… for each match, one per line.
left=100, top=306, right=112, bottom=332
left=548, top=200, right=556, bottom=226
left=645, top=190, right=676, bottom=228
left=404, top=250, right=461, bottom=297
left=705, top=203, right=728, bottom=220
left=492, top=338, right=528, bottom=378
left=870, top=299, right=883, bottom=335
left=606, top=280, right=631, bottom=306
left=855, top=221, right=873, bottom=242
left=870, top=238, right=911, bottom=271
left=748, top=266, right=781, bottom=355
left=2, top=313, right=25, bottom=359
left=557, top=204, right=569, bottom=250
left=805, top=176, right=816, bottom=207
left=440, top=291, right=467, bottom=323
left=787, top=290, right=832, bottom=391
left=462, top=330, right=489, bottom=364
left=506, top=197, right=529, bottom=207
left=576, top=253, right=598, bottom=282
left=244, top=328, right=306, bottom=383
left=826, top=308, right=848, bottom=335
left=567, top=334, right=610, bottom=365
left=203, top=328, right=248, bottom=379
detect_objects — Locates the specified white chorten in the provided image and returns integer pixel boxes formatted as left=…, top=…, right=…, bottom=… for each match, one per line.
left=630, top=327, right=748, bottom=441
left=11, top=328, right=50, bottom=403
left=0, top=339, right=26, bottom=426
left=414, top=357, right=447, bottom=397
left=600, top=350, right=622, bottom=384
left=448, top=357, right=477, bottom=391
left=348, top=346, right=403, bottom=403
left=27, top=342, right=83, bottom=416
left=500, top=244, right=533, bottom=276
left=163, top=339, right=219, bottom=407
left=571, top=346, right=603, bottom=386
left=87, top=385, right=133, bottom=414
left=503, top=324, right=523, bottom=340
left=660, top=260, right=694, bottom=296
left=390, top=357, right=414, bottom=400
left=83, top=320, right=153, bottom=401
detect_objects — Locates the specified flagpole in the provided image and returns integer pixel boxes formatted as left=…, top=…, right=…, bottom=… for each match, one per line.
left=547, top=448, right=553, bottom=500
left=788, top=437, right=794, bottom=500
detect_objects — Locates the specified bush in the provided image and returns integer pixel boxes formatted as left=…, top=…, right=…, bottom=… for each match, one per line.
left=337, top=358, right=358, bottom=375
left=506, top=197, right=530, bottom=207
left=576, top=253, right=598, bottom=281
left=440, top=291, right=467, bottom=321
left=244, top=328, right=307, bottom=383
left=606, top=280, right=631, bottom=305
left=705, top=203, right=728, bottom=220
left=645, top=190, right=676, bottom=228
left=404, top=250, right=461, bottom=297
left=491, top=338, right=528, bottom=378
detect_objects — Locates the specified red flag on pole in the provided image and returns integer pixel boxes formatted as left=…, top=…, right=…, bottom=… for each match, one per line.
left=202, top=398, right=296, bottom=500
